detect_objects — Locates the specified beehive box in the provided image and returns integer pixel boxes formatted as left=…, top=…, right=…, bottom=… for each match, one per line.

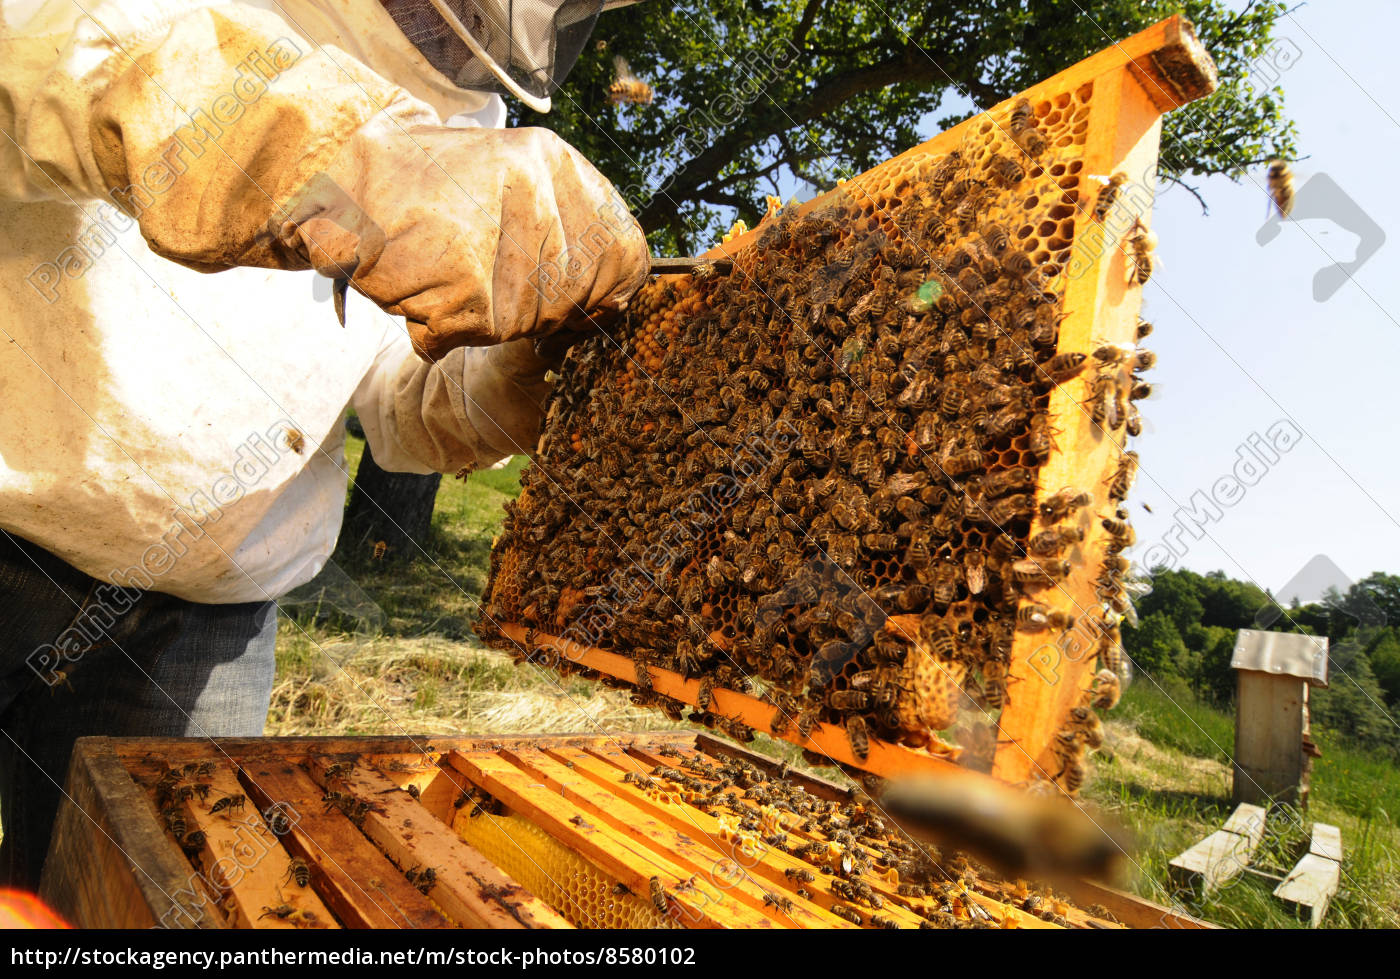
left=479, top=17, right=1216, bottom=792
left=40, top=733, right=1206, bottom=929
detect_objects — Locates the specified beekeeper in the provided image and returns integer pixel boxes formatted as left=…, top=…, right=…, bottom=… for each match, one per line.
left=0, top=0, right=648, bottom=888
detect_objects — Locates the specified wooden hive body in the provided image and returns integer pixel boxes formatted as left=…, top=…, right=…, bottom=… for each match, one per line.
left=41, top=734, right=1209, bottom=929
left=480, top=17, right=1216, bottom=790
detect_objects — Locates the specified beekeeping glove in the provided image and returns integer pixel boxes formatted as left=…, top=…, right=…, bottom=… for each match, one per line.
left=74, top=5, right=646, bottom=361
left=271, top=121, right=648, bottom=360
left=362, top=335, right=561, bottom=475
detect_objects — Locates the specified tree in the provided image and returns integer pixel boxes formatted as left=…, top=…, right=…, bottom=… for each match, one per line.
left=1366, top=628, right=1400, bottom=708
left=1137, top=569, right=1205, bottom=637
left=1310, top=641, right=1396, bottom=751
left=1126, top=611, right=1190, bottom=680
left=526, top=0, right=1298, bottom=250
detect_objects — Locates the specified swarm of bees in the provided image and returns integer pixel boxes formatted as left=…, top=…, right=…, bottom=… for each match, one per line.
left=483, top=88, right=1150, bottom=797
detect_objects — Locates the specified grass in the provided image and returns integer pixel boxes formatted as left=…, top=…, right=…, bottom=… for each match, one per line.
left=1086, top=683, right=1400, bottom=928
left=269, top=432, right=1400, bottom=927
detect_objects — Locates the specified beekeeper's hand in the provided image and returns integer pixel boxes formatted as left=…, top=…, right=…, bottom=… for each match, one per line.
left=61, top=5, right=646, bottom=361
left=271, top=122, right=648, bottom=360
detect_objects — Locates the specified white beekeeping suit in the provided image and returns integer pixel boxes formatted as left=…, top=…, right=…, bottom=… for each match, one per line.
left=0, top=0, right=648, bottom=603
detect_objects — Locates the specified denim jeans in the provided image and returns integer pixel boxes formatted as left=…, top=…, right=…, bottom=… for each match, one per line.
left=0, top=531, right=276, bottom=890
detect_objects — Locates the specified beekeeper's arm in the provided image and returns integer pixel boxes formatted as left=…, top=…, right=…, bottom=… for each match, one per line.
left=3, top=2, right=648, bottom=360
left=352, top=331, right=556, bottom=475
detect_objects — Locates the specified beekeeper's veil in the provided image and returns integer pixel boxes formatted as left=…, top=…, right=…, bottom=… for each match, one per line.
left=380, top=1, right=639, bottom=112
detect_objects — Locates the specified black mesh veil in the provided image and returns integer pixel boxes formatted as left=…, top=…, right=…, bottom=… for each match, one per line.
left=381, top=0, right=605, bottom=104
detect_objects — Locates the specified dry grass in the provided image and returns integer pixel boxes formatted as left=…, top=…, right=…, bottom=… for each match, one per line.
left=267, top=626, right=688, bottom=739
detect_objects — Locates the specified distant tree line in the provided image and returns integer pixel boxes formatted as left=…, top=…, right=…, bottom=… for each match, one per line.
left=1126, top=569, right=1400, bottom=756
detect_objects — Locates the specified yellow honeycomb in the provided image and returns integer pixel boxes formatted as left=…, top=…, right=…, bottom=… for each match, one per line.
left=453, top=812, right=675, bottom=929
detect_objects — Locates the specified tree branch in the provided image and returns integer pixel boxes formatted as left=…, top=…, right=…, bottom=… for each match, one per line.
left=638, top=49, right=949, bottom=230
left=793, top=0, right=824, bottom=48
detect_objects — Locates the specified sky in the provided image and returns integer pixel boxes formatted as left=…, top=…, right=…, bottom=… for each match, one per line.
left=1123, top=0, right=1400, bottom=599
left=777, top=2, right=1400, bottom=601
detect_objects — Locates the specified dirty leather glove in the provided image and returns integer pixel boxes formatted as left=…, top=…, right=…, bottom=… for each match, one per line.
left=271, top=120, right=649, bottom=360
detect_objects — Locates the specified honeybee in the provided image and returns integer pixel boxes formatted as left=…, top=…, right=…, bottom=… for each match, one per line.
left=1015, top=603, right=1075, bottom=633
left=1101, top=515, right=1136, bottom=551
left=1002, top=248, right=1034, bottom=277
left=941, top=447, right=984, bottom=477
left=988, top=154, right=1025, bottom=187
left=1086, top=373, right=1113, bottom=430
left=981, top=467, right=1035, bottom=499
left=830, top=904, right=864, bottom=925
left=1126, top=220, right=1156, bottom=285
left=764, top=892, right=796, bottom=914
left=1041, top=352, right=1087, bottom=382
left=1010, top=558, right=1070, bottom=585
left=1068, top=705, right=1105, bottom=750
left=163, top=808, right=187, bottom=840
left=1050, top=727, right=1085, bottom=770
left=1008, top=97, right=1034, bottom=134
left=1017, top=128, right=1049, bottom=158
left=1058, top=756, right=1087, bottom=794
left=406, top=865, right=438, bottom=895
left=1040, top=486, right=1090, bottom=521
left=323, top=761, right=355, bottom=781
left=372, top=540, right=388, bottom=561
left=284, top=428, right=305, bottom=455
left=846, top=715, right=871, bottom=763
left=649, top=876, right=668, bottom=913
left=1266, top=160, right=1295, bottom=218
left=1027, top=414, right=1054, bottom=461
left=607, top=56, right=654, bottom=105
left=1092, top=173, right=1128, bottom=221
left=1125, top=403, right=1143, bottom=438
left=208, top=793, right=246, bottom=816
left=985, top=492, right=1034, bottom=526
left=1028, top=525, right=1084, bottom=556
left=1008, top=99, right=1047, bottom=156
left=1092, top=668, right=1122, bottom=710
left=1107, top=451, right=1139, bottom=500
left=982, top=223, right=1011, bottom=255
left=285, top=857, right=311, bottom=888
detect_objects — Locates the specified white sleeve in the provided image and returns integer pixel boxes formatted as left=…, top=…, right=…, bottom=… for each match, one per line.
left=352, top=315, right=552, bottom=475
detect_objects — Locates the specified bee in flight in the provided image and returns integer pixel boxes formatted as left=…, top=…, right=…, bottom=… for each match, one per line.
left=608, top=56, right=654, bottom=106
left=1266, top=160, right=1295, bottom=218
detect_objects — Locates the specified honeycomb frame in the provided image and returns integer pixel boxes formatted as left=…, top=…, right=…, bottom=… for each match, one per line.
left=479, top=18, right=1217, bottom=792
